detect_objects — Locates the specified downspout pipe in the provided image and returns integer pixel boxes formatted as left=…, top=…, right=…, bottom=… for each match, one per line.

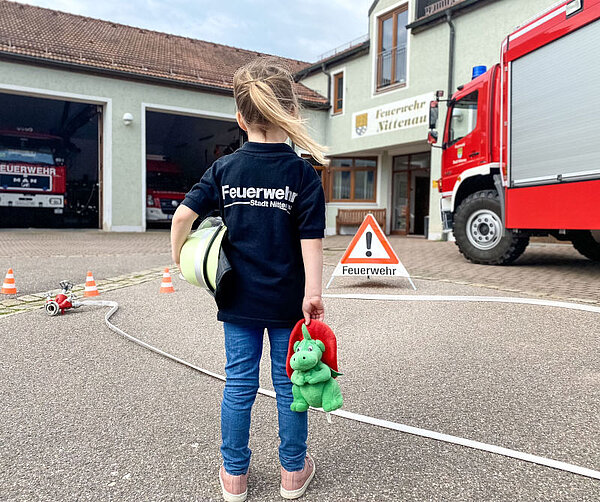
left=322, top=62, right=331, bottom=104
left=446, top=10, right=455, bottom=103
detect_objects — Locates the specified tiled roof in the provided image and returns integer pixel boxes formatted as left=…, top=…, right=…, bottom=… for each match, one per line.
left=0, top=0, right=328, bottom=106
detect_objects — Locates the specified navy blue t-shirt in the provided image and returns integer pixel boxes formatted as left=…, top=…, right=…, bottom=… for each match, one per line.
left=181, top=141, right=326, bottom=327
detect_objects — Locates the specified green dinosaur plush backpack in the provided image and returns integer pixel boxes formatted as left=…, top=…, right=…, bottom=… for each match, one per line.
left=286, top=320, right=343, bottom=413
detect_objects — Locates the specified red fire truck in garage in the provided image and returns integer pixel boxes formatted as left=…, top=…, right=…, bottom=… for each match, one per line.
left=0, top=129, right=66, bottom=215
left=428, top=0, right=600, bottom=264
left=146, top=155, right=186, bottom=223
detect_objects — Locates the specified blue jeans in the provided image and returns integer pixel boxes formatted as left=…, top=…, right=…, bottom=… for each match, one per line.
left=220, top=323, right=308, bottom=475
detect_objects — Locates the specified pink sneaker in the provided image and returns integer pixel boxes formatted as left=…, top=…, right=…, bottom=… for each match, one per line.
left=219, top=465, right=248, bottom=502
left=280, top=455, right=315, bottom=499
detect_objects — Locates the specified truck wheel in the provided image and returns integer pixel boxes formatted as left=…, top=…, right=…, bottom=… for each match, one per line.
left=453, top=190, right=529, bottom=265
left=571, top=231, right=600, bottom=261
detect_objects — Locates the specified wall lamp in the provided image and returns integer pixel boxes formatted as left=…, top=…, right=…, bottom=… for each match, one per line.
left=122, top=113, right=134, bottom=126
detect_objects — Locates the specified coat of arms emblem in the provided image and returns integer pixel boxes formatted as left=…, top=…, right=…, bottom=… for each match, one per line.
left=355, top=113, right=368, bottom=136
left=457, top=147, right=463, bottom=159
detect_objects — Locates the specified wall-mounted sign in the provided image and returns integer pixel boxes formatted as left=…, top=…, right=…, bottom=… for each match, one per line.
left=352, top=92, right=434, bottom=139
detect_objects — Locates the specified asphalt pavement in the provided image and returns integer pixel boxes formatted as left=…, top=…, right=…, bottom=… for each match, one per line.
left=0, top=229, right=171, bottom=295
left=2, top=271, right=600, bottom=501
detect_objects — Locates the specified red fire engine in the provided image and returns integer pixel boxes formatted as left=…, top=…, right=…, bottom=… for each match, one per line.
left=0, top=129, right=66, bottom=214
left=428, top=0, right=600, bottom=264
left=146, top=155, right=186, bottom=223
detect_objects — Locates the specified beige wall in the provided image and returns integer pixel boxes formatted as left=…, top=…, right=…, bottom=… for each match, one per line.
left=0, top=59, right=329, bottom=231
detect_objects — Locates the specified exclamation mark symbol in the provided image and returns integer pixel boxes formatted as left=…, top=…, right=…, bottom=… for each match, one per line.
left=366, top=231, right=372, bottom=257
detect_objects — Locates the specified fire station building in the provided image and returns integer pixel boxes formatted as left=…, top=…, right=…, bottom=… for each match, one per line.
left=0, top=0, right=556, bottom=235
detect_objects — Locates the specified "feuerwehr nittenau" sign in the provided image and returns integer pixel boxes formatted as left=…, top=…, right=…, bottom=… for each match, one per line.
left=352, top=92, right=434, bottom=139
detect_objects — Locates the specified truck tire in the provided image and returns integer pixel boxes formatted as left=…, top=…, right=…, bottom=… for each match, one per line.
left=453, top=190, right=529, bottom=265
left=571, top=230, right=600, bottom=261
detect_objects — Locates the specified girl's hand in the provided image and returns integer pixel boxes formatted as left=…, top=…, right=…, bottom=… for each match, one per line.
left=302, top=295, right=324, bottom=325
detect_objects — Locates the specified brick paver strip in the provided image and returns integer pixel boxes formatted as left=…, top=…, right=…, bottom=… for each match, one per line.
left=0, top=266, right=169, bottom=317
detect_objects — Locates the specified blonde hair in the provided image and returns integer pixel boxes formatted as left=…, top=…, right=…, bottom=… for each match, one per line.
left=233, top=57, right=328, bottom=165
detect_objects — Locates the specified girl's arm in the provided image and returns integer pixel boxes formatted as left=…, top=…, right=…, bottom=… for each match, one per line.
left=301, top=238, right=324, bottom=325
left=171, top=205, right=199, bottom=265
left=172, top=163, right=221, bottom=265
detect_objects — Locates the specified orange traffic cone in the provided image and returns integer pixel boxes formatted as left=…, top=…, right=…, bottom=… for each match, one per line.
left=1, top=268, right=17, bottom=294
left=160, top=267, right=175, bottom=293
left=84, top=271, right=99, bottom=297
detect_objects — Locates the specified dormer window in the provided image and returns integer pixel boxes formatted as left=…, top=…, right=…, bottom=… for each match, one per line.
left=376, top=4, right=408, bottom=90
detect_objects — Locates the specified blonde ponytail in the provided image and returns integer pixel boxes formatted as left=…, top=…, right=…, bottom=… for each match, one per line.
left=233, top=58, right=328, bottom=166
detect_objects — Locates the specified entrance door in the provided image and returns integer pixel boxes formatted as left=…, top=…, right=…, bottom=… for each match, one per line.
left=413, top=176, right=429, bottom=235
left=392, top=170, right=408, bottom=233
left=391, top=152, right=431, bottom=235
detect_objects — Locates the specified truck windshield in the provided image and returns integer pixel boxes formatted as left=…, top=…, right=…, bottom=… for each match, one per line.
left=448, top=91, right=478, bottom=146
left=0, top=147, right=55, bottom=165
left=147, top=171, right=186, bottom=192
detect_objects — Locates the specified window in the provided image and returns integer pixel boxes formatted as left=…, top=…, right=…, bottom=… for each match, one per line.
left=447, top=91, right=478, bottom=145
left=376, top=5, right=408, bottom=90
left=333, top=72, right=344, bottom=114
left=302, top=155, right=329, bottom=202
left=330, top=157, right=377, bottom=202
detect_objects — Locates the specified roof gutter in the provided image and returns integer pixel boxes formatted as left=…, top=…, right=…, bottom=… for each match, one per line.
left=322, top=62, right=331, bottom=105
left=406, top=0, right=495, bottom=32
left=0, top=51, right=330, bottom=110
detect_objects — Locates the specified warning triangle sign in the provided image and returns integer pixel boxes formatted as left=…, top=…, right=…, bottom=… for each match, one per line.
left=326, top=213, right=415, bottom=290
left=340, top=214, right=399, bottom=265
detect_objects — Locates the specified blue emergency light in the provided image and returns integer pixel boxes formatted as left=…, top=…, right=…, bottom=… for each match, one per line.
left=472, top=65, right=487, bottom=79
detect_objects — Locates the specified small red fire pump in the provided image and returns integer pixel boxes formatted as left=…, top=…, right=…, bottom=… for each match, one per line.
left=45, top=280, right=83, bottom=316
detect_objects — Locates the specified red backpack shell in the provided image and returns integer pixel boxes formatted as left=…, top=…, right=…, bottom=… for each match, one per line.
left=286, top=319, right=339, bottom=379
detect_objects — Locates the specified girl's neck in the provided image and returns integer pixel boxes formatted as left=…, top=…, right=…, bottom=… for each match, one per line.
left=246, top=126, right=288, bottom=144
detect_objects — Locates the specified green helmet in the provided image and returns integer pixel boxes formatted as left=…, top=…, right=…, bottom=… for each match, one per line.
left=180, top=216, right=229, bottom=294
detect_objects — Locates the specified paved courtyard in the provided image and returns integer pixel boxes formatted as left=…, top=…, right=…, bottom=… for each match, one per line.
left=2, top=230, right=600, bottom=501
left=323, top=235, right=600, bottom=305
left=2, top=229, right=600, bottom=305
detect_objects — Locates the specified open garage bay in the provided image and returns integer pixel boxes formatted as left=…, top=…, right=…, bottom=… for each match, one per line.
left=0, top=92, right=100, bottom=229
left=144, top=110, right=242, bottom=228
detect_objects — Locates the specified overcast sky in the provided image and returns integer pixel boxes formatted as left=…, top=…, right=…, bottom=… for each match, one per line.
left=17, top=0, right=373, bottom=62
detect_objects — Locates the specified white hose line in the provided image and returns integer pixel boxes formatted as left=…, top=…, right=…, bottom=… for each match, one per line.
left=322, top=293, right=600, bottom=314
left=81, top=299, right=600, bottom=481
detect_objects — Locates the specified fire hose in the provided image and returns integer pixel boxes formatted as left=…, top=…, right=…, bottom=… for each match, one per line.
left=66, top=296, right=600, bottom=482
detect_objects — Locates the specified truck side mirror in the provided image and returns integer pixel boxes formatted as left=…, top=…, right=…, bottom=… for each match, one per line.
left=427, top=130, right=438, bottom=145
left=429, top=100, right=439, bottom=129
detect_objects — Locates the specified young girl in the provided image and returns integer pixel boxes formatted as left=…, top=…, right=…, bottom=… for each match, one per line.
left=170, top=58, right=327, bottom=501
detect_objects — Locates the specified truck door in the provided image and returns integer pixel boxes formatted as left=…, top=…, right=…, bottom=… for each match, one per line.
left=443, top=90, right=485, bottom=191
